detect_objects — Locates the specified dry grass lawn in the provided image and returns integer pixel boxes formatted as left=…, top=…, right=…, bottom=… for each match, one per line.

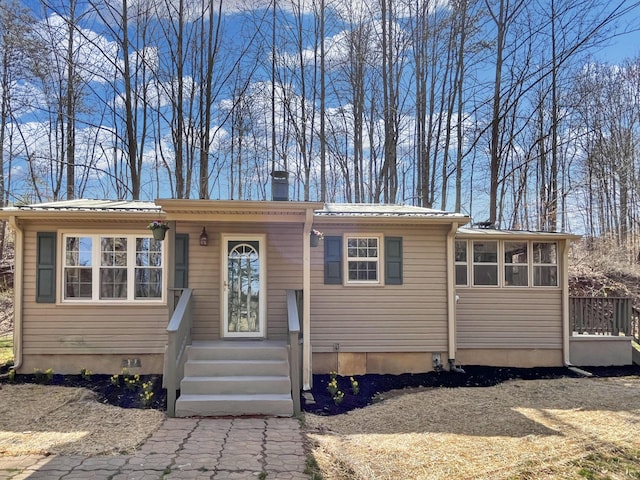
left=0, top=335, right=11, bottom=365
left=0, top=384, right=165, bottom=456
left=304, top=376, right=640, bottom=479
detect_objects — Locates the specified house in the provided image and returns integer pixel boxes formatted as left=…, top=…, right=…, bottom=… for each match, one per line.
left=1, top=198, right=584, bottom=416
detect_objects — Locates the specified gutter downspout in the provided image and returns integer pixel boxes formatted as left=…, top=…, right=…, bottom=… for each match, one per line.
left=446, top=222, right=459, bottom=371
left=562, top=238, right=572, bottom=366
left=302, top=208, right=313, bottom=390
left=8, top=216, right=23, bottom=371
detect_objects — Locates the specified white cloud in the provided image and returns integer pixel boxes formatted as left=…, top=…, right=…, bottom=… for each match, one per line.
left=96, top=0, right=267, bottom=22
left=37, top=14, right=120, bottom=84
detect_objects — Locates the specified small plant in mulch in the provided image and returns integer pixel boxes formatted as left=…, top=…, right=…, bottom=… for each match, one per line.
left=350, top=376, right=360, bottom=395
left=324, top=371, right=357, bottom=405
left=0, top=361, right=13, bottom=375
left=326, top=378, right=339, bottom=396
left=303, top=365, right=640, bottom=416
left=140, top=380, right=155, bottom=407
left=0, top=372, right=167, bottom=410
left=33, top=368, right=54, bottom=384
left=124, top=373, right=141, bottom=391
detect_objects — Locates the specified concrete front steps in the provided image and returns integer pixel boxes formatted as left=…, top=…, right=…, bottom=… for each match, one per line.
left=174, top=340, right=294, bottom=417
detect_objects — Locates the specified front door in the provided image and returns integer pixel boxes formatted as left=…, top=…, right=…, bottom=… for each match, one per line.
left=222, top=235, right=266, bottom=338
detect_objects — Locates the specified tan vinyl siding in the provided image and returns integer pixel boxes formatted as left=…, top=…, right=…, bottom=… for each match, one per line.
left=20, top=219, right=305, bottom=355
left=186, top=224, right=219, bottom=340
left=22, top=225, right=168, bottom=355
left=188, top=222, right=303, bottom=341
left=456, top=288, right=562, bottom=349
left=310, top=225, right=450, bottom=353
left=265, top=224, right=303, bottom=338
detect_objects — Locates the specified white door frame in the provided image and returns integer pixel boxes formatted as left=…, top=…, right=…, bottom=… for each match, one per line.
left=221, top=234, right=266, bottom=338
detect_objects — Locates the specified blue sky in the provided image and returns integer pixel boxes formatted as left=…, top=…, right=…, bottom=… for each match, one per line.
left=5, top=0, right=640, bottom=234
left=594, top=8, right=640, bottom=63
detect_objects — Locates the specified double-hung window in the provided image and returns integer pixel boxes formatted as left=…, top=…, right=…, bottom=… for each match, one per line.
left=64, top=236, right=93, bottom=298
left=504, top=241, right=528, bottom=286
left=472, top=241, right=498, bottom=286
left=455, top=240, right=468, bottom=286
left=63, top=234, right=164, bottom=302
left=533, top=242, right=558, bottom=286
left=346, top=236, right=381, bottom=283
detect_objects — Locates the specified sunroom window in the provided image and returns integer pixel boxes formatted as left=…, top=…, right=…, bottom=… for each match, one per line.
left=473, top=241, right=498, bottom=286
left=533, top=242, right=558, bottom=286
left=63, top=234, right=164, bottom=302
left=504, top=241, right=528, bottom=286
left=455, top=240, right=468, bottom=286
left=346, top=236, right=380, bottom=283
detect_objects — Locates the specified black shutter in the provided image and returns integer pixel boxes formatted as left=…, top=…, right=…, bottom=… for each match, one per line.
left=36, top=232, right=57, bottom=303
left=174, top=233, right=189, bottom=288
left=385, top=236, right=403, bottom=285
left=324, top=236, right=342, bottom=284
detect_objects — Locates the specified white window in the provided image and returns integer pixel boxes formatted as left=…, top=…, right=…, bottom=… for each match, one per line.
left=455, top=240, right=468, bottom=286
left=64, top=236, right=93, bottom=299
left=533, top=242, right=558, bottom=286
left=473, top=241, right=498, bottom=286
left=504, top=241, right=528, bottom=286
left=63, top=234, right=164, bottom=302
left=346, top=236, right=381, bottom=283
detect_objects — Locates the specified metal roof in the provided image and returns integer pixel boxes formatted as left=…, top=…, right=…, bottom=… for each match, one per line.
left=315, top=203, right=469, bottom=220
left=0, top=201, right=579, bottom=238
left=2, top=199, right=160, bottom=213
left=456, top=226, right=580, bottom=239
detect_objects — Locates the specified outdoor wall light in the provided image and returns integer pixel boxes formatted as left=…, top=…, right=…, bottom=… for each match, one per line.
left=200, top=227, right=209, bottom=246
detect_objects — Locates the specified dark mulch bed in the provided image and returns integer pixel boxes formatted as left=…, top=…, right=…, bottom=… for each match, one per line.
left=0, top=373, right=167, bottom=410
left=303, top=364, right=640, bottom=416
left=2, top=364, right=638, bottom=416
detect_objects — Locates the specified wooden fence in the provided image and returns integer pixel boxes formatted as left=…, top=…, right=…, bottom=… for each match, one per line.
left=569, top=297, right=632, bottom=336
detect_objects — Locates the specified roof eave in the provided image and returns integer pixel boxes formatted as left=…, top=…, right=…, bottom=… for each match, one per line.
left=156, top=199, right=324, bottom=223
left=313, top=214, right=470, bottom=225
left=455, top=229, right=581, bottom=240
left=0, top=209, right=162, bottom=222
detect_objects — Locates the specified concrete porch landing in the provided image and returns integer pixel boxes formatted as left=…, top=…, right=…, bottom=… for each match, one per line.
left=175, top=340, right=294, bottom=417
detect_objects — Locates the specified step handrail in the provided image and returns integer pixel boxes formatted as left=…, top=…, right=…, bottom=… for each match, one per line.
left=165, top=288, right=194, bottom=417
left=286, top=289, right=302, bottom=415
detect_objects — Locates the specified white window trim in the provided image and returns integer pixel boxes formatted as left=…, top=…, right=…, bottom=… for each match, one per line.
left=471, top=240, right=499, bottom=287
left=220, top=234, right=267, bottom=338
left=532, top=241, right=559, bottom=287
left=455, top=239, right=469, bottom=287
left=60, top=233, right=166, bottom=304
left=343, top=233, right=384, bottom=285
left=459, top=240, right=559, bottom=289
left=503, top=241, right=529, bottom=288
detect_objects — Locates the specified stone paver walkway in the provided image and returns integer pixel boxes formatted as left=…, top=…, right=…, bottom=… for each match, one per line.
left=0, top=417, right=309, bottom=479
